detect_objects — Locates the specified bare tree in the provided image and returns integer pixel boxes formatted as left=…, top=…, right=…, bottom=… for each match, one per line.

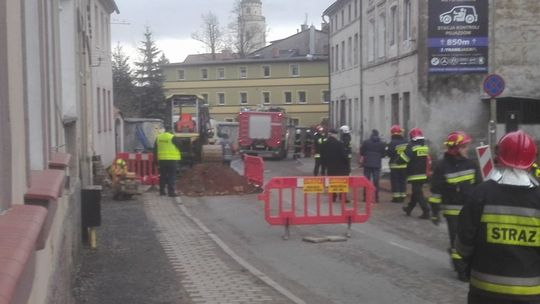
left=229, top=0, right=266, bottom=58
left=192, top=11, right=223, bottom=60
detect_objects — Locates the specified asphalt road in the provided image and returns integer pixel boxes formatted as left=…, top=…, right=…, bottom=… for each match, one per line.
left=182, top=158, right=468, bottom=304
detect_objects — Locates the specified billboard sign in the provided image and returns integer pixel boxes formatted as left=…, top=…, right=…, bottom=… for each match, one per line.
left=428, top=0, right=489, bottom=73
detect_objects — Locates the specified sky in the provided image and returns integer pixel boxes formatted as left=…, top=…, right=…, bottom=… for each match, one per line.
left=111, top=0, right=334, bottom=63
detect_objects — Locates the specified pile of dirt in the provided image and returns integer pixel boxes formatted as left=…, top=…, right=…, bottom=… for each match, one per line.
left=177, top=163, right=258, bottom=196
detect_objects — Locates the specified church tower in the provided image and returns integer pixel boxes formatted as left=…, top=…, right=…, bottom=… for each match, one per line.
left=239, top=0, right=266, bottom=52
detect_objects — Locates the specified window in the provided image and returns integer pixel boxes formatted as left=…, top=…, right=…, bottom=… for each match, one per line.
left=335, top=44, right=339, bottom=71
left=330, top=46, right=334, bottom=72
left=239, top=66, right=247, bottom=78
left=290, top=64, right=299, bottom=77
left=391, top=93, right=400, bottom=124
left=379, top=95, right=386, bottom=129
left=262, top=92, right=270, bottom=104
left=290, top=118, right=300, bottom=126
left=355, top=0, right=358, bottom=18
left=348, top=37, right=352, bottom=67
left=354, top=33, right=359, bottom=65
left=341, top=9, right=344, bottom=27
left=298, top=91, right=306, bottom=103
left=378, top=13, right=386, bottom=58
left=262, top=65, right=270, bottom=77
left=404, top=0, right=412, bottom=41
left=322, top=90, right=330, bottom=103
left=368, top=19, right=375, bottom=62
left=102, top=88, right=107, bottom=131
left=284, top=92, right=292, bottom=104
left=341, top=41, right=345, bottom=69
left=390, top=6, right=398, bottom=46
left=201, top=93, right=208, bottom=104
left=348, top=4, right=352, bottom=22
left=201, top=68, right=208, bottom=80
left=217, top=67, right=225, bottom=79
left=177, top=69, right=185, bottom=80
left=108, top=90, right=112, bottom=131
left=403, top=92, right=411, bottom=130
left=240, top=92, right=248, bottom=104
left=97, top=87, right=101, bottom=133
left=218, top=93, right=225, bottom=105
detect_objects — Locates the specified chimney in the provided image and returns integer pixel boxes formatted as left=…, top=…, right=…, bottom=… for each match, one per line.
left=272, top=47, right=280, bottom=58
left=309, top=26, right=315, bottom=55
left=301, top=24, right=308, bottom=31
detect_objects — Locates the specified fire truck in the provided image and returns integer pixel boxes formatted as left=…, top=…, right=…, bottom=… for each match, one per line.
left=237, top=107, right=291, bottom=159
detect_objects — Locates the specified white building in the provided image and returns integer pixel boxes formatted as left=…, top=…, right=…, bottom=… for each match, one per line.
left=324, top=0, right=540, bottom=153
left=0, top=0, right=118, bottom=302
left=239, top=0, right=267, bottom=52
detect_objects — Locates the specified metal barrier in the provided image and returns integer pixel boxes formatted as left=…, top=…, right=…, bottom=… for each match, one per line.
left=258, top=176, right=375, bottom=239
left=116, top=152, right=159, bottom=185
left=244, top=155, right=264, bottom=187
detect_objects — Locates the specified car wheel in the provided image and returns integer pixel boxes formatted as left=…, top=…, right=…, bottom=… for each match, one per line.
left=441, top=15, right=452, bottom=24
left=465, top=15, right=475, bottom=24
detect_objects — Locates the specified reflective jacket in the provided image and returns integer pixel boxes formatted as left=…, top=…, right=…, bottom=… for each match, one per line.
left=155, top=132, right=181, bottom=161
left=314, top=133, right=327, bottom=158
left=397, top=139, right=430, bottom=182
left=387, top=136, right=408, bottom=170
left=429, top=153, right=481, bottom=217
left=457, top=179, right=540, bottom=301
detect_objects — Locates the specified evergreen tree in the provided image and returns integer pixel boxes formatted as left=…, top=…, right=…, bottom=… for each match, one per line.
left=134, top=27, right=167, bottom=120
left=112, top=44, right=138, bottom=117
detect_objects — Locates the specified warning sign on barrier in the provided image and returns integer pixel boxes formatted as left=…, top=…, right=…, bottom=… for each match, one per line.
left=303, top=178, right=324, bottom=193
left=328, top=177, right=349, bottom=193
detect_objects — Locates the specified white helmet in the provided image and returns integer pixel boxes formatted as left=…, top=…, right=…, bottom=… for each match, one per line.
left=340, top=125, right=350, bottom=134
left=295, top=129, right=301, bottom=134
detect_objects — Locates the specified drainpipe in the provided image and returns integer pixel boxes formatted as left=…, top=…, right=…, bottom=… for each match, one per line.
left=322, top=14, right=332, bottom=128
left=359, top=0, right=364, bottom=143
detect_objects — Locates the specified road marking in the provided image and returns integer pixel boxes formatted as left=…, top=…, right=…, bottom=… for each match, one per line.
left=177, top=200, right=307, bottom=304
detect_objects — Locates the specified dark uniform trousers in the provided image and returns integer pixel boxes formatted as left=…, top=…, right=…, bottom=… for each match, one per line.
left=408, top=182, right=430, bottom=213
left=314, top=157, right=326, bottom=176
left=468, top=292, right=540, bottom=304
left=158, top=160, right=177, bottom=195
left=390, top=169, right=407, bottom=200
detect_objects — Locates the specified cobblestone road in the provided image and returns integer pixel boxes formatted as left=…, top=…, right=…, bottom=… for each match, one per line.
left=144, top=194, right=297, bottom=304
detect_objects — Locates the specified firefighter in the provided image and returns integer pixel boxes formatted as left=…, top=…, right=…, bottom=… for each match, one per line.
left=399, top=127, right=431, bottom=219
left=293, top=129, right=302, bottom=160
left=153, top=125, right=182, bottom=197
left=429, top=131, right=481, bottom=282
left=340, top=125, right=352, bottom=174
left=304, top=129, right=313, bottom=158
left=110, top=158, right=128, bottom=200
left=387, top=125, right=409, bottom=203
left=456, top=130, right=540, bottom=303
left=314, top=127, right=327, bottom=176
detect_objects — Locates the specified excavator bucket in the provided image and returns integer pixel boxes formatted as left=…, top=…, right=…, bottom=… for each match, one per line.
left=201, top=145, right=224, bottom=163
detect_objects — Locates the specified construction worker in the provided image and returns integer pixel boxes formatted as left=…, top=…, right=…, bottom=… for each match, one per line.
left=293, top=129, right=302, bottom=160
left=429, top=131, right=481, bottom=282
left=456, top=130, right=540, bottom=303
left=399, top=127, right=431, bottom=219
left=340, top=125, right=352, bottom=173
left=387, top=125, right=409, bottom=203
left=153, top=125, right=182, bottom=197
left=313, top=127, right=327, bottom=176
left=110, top=158, right=128, bottom=200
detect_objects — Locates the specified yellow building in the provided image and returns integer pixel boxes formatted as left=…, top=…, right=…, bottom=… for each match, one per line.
left=162, top=25, right=330, bottom=127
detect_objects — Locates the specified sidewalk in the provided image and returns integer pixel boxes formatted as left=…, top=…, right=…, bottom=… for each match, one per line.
left=73, top=189, right=297, bottom=304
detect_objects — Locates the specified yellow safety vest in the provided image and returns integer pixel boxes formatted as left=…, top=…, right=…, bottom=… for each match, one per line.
left=156, top=132, right=181, bottom=161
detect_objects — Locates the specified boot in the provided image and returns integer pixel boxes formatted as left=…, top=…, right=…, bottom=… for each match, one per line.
left=419, top=209, right=430, bottom=219
left=402, top=206, right=412, bottom=216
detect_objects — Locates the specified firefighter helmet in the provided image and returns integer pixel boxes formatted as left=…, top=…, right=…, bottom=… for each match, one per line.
left=445, top=131, right=472, bottom=148
left=340, top=125, right=350, bottom=134
left=497, top=130, right=537, bottom=169
left=409, top=128, right=424, bottom=140
left=390, top=125, right=403, bottom=135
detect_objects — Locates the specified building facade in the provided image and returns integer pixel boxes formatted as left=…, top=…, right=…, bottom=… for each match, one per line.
left=0, top=0, right=118, bottom=303
left=162, top=26, right=330, bottom=128
left=324, top=0, right=540, bottom=154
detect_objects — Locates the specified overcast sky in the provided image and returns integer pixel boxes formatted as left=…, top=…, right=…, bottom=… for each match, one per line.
left=111, top=0, right=333, bottom=63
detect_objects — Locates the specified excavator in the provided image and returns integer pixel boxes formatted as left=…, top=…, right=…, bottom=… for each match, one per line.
left=165, top=94, right=223, bottom=165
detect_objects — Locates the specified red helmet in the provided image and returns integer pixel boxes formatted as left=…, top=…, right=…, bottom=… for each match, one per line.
left=409, top=128, right=424, bottom=140
left=497, top=130, right=537, bottom=169
left=390, top=125, right=403, bottom=135
left=445, top=131, right=472, bottom=148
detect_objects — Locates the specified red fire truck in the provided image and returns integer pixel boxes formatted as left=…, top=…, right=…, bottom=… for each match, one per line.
left=237, top=108, right=291, bottom=159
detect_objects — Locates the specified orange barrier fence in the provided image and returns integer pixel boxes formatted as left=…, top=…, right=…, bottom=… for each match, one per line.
left=244, top=155, right=264, bottom=187
left=258, top=176, right=375, bottom=239
left=116, top=152, right=159, bottom=185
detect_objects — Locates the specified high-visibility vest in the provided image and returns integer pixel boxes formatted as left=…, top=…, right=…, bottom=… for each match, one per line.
left=156, top=132, right=181, bottom=161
